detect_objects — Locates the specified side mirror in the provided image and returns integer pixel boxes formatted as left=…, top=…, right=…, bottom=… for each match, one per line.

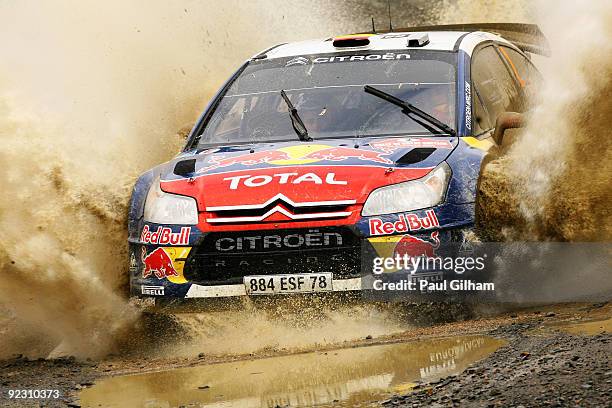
left=492, top=112, right=525, bottom=145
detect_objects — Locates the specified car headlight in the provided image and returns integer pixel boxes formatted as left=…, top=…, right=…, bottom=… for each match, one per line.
left=143, top=179, right=199, bottom=225
left=362, top=162, right=451, bottom=216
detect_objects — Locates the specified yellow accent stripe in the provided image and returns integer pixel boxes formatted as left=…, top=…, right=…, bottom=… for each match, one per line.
left=461, top=137, right=494, bottom=151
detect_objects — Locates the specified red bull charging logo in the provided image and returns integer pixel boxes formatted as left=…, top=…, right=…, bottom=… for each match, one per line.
left=393, top=231, right=441, bottom=260
left=196, top=138, right=450, bottom=174
left=197, top=143, right=398, bottom=174
left=142, top=247, right=179, bottom=280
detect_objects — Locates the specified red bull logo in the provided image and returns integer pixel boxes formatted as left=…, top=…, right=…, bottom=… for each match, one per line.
left=196, top=144, right=393, bottom=174
left=298, top=146, right=392, bottom=164
left=368, top=209, right=440, bottom=236
left=393, top=231, right=440, bottom=260
left=142, top=248, right=179, bottom=280
left=140, top=226, right=191, bottom=245
left=369, top=138, right=452, bottom=154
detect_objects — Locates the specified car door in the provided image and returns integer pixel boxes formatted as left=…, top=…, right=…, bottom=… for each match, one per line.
left=470, top=44, right=524, bottom=136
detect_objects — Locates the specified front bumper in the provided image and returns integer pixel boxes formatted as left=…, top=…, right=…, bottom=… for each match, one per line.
left=182, top=277, right=362, bottom=298
left=129, top=206, right=475, bottom=299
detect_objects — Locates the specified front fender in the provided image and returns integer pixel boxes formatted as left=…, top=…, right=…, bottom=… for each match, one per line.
left=445, top=137, right=494, bottom=205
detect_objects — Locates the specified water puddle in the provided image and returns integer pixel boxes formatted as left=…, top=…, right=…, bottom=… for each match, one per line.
left=558, top=317, right=612, bottom=335
left=80, top=335, right=504, bottom=408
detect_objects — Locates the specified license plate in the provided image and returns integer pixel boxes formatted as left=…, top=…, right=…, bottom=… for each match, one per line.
left=244, top=273, right=333, bottom=295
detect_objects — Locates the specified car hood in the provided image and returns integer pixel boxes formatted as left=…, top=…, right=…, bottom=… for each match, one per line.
left=160, top=137, right=457, bottom=227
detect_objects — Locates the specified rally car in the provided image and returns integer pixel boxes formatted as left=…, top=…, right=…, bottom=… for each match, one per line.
left=128, top=23, right=547, bottom=300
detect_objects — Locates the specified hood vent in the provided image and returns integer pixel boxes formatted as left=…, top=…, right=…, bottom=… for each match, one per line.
left=396, top=148, right=436, bottom=165
left=173, top=159, right=196, bottom=177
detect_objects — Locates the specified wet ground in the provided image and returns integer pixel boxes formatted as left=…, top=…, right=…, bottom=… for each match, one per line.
left=386, top=303, right=612, bottom=407
left=79, top=336, right=504, bottom=407
left=0, top=302, right=610, bottom=407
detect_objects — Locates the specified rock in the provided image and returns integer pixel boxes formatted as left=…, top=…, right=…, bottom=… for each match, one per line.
left=365, top=335, right=373, bottom=340
left=545, top=312, right=556, bottom=317
left=198, top=353, right=206, bottom=358
left=198, top=385, right=210, bottom=390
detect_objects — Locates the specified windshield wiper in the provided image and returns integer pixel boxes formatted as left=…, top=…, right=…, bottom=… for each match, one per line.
left=364, top=85, right=456, bottom=136
left=280, top=90, right=313, bottom=142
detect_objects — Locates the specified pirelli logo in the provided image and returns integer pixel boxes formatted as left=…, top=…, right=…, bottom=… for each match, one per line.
left=141, top=285, right=165, bottom=296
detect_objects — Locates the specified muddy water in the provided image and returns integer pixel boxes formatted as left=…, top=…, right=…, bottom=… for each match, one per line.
left=161, top=302, right=406, bottom=358
left=0, top=0, right=361, bottom=360
left=558, top=318, right=612, bottom=336
left=80, top=336, right=504, bottom=408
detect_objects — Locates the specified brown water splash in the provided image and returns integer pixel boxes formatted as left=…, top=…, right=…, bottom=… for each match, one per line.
left=477, top=1, right=612, bottom=241
left=0, top=0, right=358, bottom=359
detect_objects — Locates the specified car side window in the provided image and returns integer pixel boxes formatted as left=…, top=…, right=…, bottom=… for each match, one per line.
left=498, top=46, right=543, bottom=109
left=471, top=45, right=522, bottom=131
left=471, top=88, right=490, bottom=135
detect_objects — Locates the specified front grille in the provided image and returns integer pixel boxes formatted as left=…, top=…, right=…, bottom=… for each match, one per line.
left=184, top=227, right=361, bottom=285
left=204, top=195, right=356, bottom=224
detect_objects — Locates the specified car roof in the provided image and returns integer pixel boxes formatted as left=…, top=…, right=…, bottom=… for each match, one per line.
left=261, top=31, right=511, bottom=60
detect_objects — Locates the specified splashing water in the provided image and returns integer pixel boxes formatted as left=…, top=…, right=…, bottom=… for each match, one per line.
left=166, top=302, right=406, bottom=358
left=0, top=0, right=359, bottom=359
left=477, top=0, right=612, bottom=241
left=1, top=0, right=608, bottom=360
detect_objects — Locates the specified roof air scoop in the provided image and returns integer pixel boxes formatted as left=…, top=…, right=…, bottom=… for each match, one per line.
left=332, top=34, right=372, bottom=48
left=407, top=33, right=430, bottom=47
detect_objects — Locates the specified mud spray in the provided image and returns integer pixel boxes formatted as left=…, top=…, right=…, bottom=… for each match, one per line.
left=476, top=0, right=612, bottom=241
left=0, top=0, right=609, bottom=360
left=0, top=0, right=359, bottom=359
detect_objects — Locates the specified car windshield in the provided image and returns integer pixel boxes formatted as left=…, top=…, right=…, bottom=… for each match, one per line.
left=198, top=50, right=456, bottom=147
